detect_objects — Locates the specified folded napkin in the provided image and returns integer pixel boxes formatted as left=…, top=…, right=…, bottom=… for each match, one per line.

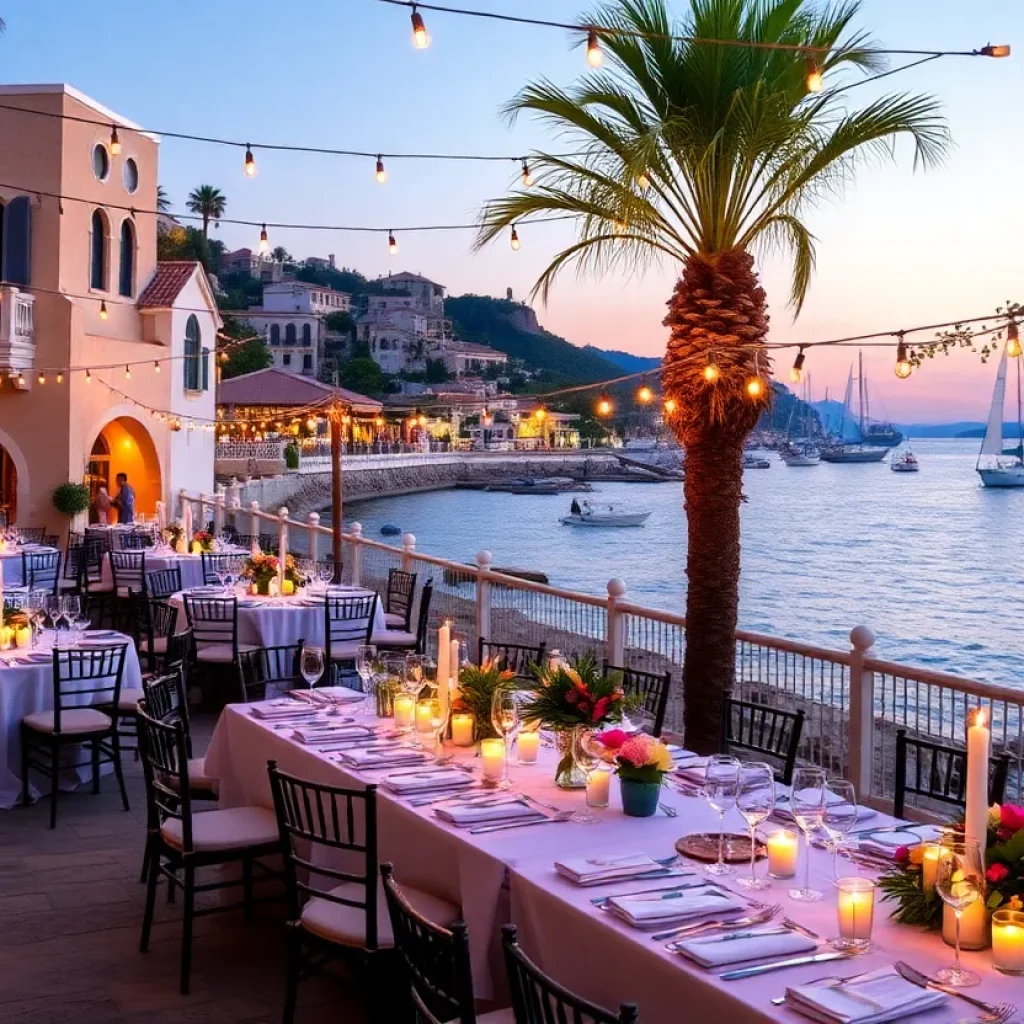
left=434, top=801, right=545, bottom=827
left=380, top=769, right=476, bottom=795
left=774, top=800, right=877, bottom=826
left=605, top=884, right=743, bottom=928
left=555, top=853, right=668, bottom=887
left=291, top=726, right=375, bottom=745
left=336, top=747, right=429, bottom=769
left=311, top=686, right=366, bottom=704
left=785, top=967, right=945, bottom=1023
left=674, top=757, right=710, bottom=783
left=675, top=926, right=817, bottom=968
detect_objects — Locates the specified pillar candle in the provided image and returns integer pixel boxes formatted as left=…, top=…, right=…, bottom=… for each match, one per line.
left=281, top=579, right=295, bottom=596
left=480, top=738, right=504, bottom=782
left=14, top=625, right=31, bottom=648
left=766, top=829, right=799, bottom=878
left=586, top=768, right=611, bottom=808
left=942, top=898, right=989, bottom=950
left=837, top=878, right=875, bottom=944
left=415, top=700, right=435, bottom=734
left=965, top=707, right=990, bottom=858
left=517, top=731, right=541, bottom=765
left=393, top=694, right=415, bottom=730
left=449, top=638, right=460, bottom=696
left=992, top=910, right=1024, bottom=974
left=436, top=621, right=450, bottom=699
left=451, top=713, right=474, bottom=747
left=0, top=626, right=12, bottom=650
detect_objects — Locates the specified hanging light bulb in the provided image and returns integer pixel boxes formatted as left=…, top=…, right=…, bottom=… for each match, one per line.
left=521, top=159, right=534, bottom=187
left=17, top=372, right=24, bottom=387
left=38, top=371, right=45, bottom=385
left=1006, top=322, right=1021, bottom=358
left=534, top=406, right=547, bottom=423
left=388, top=230, right=398, bottom=255
left=510, top=225, right=520, bottom=251
left=596, top=393, right=613, bottom=417
left=124, top=364, right=131, bottom=380
left=417, top=413, right=427, bottom=427
left=259, top=223, right=269, bottom=254
left=805, top=59, right=824, bottom=93
left=636, top=377, right=653, bottom=404
left=746, top=376, right=765, bottom=398
left=56, top=372, right=63, bottom=384
left=109, top=125, right=121, bottom=156
left=789, top=347, right=806, bottom=384
left=154, top=360, right=161, bottom=373
left=86, top=369, right=92, bottom=384
left=663, top=397, right=677, bottom=415
left=244, top=144, right=256, bottom=177
left=894, top=337, right=913, bottom=379
left=702, top=358, right=720, bottom=383
left=305, top=417, right=317, bottom=431
left=375, top=155, right=388, bottom=184
left=99, top=300, right=109, bottom=320
left=586, top=27, right=603, bottom=67
left=411, top=6, right=429, bottom=48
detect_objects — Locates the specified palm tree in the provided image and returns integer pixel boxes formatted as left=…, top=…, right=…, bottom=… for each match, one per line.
left=270, top=245, right=293, bottom=264
left=156, top=186, right=171, bottom=213
left=186, top=185, right=227, bottom=238
left=477, top=0, right=947, bottom=751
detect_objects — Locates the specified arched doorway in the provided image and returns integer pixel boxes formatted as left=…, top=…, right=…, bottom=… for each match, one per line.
left=0, top=444, right=17, bottom=525
left=87, top=417, right=161, bottom=523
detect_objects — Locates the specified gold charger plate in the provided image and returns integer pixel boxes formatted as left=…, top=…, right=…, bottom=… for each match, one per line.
left=675, top=832, right=766, bottom=864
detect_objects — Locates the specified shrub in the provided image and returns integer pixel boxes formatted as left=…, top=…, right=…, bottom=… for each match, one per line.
left=52, top=482, right=91, bottom=517
left=284, top=443, right=300, bottom=470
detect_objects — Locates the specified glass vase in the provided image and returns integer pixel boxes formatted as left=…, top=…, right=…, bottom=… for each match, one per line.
left=554, top=726, right=594, bottom=789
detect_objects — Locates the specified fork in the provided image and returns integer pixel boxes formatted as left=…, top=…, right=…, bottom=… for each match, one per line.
left=653, top=903, right=781, bottom=942
left=894, top=961, right=1016, bottom=1023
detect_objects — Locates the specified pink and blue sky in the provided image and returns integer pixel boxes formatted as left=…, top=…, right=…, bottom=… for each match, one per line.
left=2, top=0, right=1021, bottom=421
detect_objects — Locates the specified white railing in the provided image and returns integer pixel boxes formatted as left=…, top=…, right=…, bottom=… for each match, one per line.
left=178, top=489, right=1024, bottom=811
left=0, top=285, right=35, bottom=379
left=215, top=441, right=286, bottom=461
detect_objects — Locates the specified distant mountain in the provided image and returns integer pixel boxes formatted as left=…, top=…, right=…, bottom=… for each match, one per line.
left=946, top=423, right=1018, bottom=439
left=581, top=346, right=662, bottom=373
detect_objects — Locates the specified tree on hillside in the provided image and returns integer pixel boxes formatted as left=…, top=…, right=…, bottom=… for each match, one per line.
left=270, top=246, right=293, bottom=264
left=157, top=226, right=213, bottom=270
left=339, top=357, right=386, bottom=396
left=477, top=0, right=947, bottom=750
left=186, top=185, right=227, bottom=238
left=219, top=315, right=272, bottom=379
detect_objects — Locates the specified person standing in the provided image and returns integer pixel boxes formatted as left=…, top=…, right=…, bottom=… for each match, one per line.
left=112, top=473, right=136, bottom=524
left=94, top=486, right=112, bottom=525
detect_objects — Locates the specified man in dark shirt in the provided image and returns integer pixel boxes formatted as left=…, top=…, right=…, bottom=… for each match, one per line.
left=113, top=473, right=136, bottom=524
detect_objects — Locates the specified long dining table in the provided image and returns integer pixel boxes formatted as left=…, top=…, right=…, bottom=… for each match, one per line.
left=204, top=701, right=1020, bottom=1022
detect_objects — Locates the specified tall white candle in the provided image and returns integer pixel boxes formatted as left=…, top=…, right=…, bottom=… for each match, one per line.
left=965, top=707, right=990, bottom=857
left=436, top=621, right=450, bottom=702
left=449, top=638, right=460, bottom=697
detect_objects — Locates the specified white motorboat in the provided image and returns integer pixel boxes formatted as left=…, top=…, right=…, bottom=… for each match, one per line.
left=976, top=343, right=1024, bottom=488
left=890, top=449, right=919, bottom=473
left=560, top=501, right=651, bottom=527
left=781, top=444, right=820, bottom=467
left=742, top=453, right=771, bottom=469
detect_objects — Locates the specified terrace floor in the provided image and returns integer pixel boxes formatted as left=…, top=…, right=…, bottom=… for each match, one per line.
left=0, top=716, right=364, bottom=1024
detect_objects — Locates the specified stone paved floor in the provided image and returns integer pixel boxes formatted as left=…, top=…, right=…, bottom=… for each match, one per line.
left=0, top=715, right=365, bottom=1024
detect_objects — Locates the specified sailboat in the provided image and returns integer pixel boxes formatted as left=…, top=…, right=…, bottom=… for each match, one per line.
left=976, top=346, right=1024, bottom=488
left=782, top=375, right=821, bottom=466
left=819, top=352, right=887, bottom=463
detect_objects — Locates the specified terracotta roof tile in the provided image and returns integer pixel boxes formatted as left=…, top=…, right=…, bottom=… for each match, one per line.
left=137, top=261, right=200, bottom=308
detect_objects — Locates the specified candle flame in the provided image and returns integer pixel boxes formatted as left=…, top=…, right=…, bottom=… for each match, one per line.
left=973, top=707, right=988, bottom=728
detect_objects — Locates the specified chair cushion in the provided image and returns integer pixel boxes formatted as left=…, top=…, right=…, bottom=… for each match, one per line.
left=138, top=636, right=168, bottom=653
left=383, top=611, right=406, bottom=628
left=23, top=707, right=113, bottom=735
left=460, top=1010, right=515, bottom=1024
left=188, top=757, right=218, bottom=793
left=195, top=642, right=259, bottom=663
left=300, top=880, right=458, bottom=949
left=160, top=805, right=277, bottom=852
left=372, top=630, right=417, bottom=648
left=117, top=688, right=144, bottom=711
left=328, top=642, right=364, bottom=662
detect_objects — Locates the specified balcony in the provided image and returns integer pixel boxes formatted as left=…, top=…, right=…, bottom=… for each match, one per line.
left=0, top=286, right=35, bottom=387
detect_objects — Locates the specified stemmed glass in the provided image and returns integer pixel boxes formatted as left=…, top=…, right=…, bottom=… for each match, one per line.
left=300, top=646, right=325, bottom=689
left=404, top=654, right=426, bottom=699
left=490, top=689, right=519, bottom=791
left=421, top=697, right=451, bottom=763
left=935, top=839, right=985, bottom=987
left=317, top=561, right=335, bottom=588
left=736, top=762, right=775, bottom=890
left=822, top=780, right=859, bottom=884
left=355, top=644, right=377, bottom=712
left=44, top=595, right=63, bottom=635
left=789, top=767, right=827, bottom=902
left=703, top=755, right=741, bottom=876
left=71, top=608, right=91, bottom=645
left=23, top=592, right=43, bottom=647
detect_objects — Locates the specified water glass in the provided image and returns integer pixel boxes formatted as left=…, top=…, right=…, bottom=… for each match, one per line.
left=789, top=767, right=827, bottom=902
left=736, top=762, right=775, bottom=890
left=317, top=561, right=335, bottom=587
left=355, top=644, right=376, bottom=711
left=490, top=689, right=520, bottom=790
left=822, top=780, right=858, bottom=883
left=703, top=755, right=741, bottom=876
left=404, top=654, right=426, bottom=697
left=935, top=839, right=984, bottom=987
left=299, top=646, right=325, bottom=689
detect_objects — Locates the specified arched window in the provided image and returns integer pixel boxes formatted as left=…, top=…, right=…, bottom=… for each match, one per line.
left=269, top=324, right=280, bottom=346
left=184, top=315, right=202, bottom=391
left=285, top=323, right=297, bottom=345
left=302, top=323, right=312, bottom=347
left=118, top=219, right=135, bottom=297
left=90, top=210, right=107, bottom=290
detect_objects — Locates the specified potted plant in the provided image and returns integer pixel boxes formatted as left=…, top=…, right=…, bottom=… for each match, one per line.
left=284, top=443, right=300, bottom=470
left=52, top=481, right=91, bottom=532
left=594, top=730, right=674, bottom=817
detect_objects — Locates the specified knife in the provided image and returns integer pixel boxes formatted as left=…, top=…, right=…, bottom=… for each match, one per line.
left=720, top=950, right=853, bottom=981
left=469, top=814, right=569, bottom=834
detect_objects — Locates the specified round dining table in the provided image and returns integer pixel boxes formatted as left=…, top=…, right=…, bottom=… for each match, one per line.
left=101, top=545, right=251, bottom=591
left=0, top=545, right=60, bottom=587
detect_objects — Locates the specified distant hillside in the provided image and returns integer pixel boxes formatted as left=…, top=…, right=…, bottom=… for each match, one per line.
left=949, top=423, right=1018, bottom=439
left=582, top=346, right=662, bottom=373
left=444, top=294, right=624, bottom=382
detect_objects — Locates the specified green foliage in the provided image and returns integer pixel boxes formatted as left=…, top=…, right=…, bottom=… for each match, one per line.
left=52, top=482, right=90, bottom=517
left=157, top=226, right=213, bottom=270
left=219, top=315, right=272, bottom=379
left=424, top=358, right=451, bottom=383
left=156, top=186, right=171, bottom=213
left=520, top=654, right=629, bottom=729
left=324, top=311, right=355, bottom=335
left=295, top=264, right=368, bottom=295
left=877, top=867, right=943, bottom=929
left=186, top=185, right=227, bottom=238
left=270, top=246, right=292, bottom=264
left=339, top=357, right=386, bottom=396
left=284, top=443, right=299, bottom=470
left=454, top=661, right=521, bottom=741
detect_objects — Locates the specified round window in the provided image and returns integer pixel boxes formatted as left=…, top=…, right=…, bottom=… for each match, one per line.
left=122, top=157, right=139, bottom=194
left=92, top=143, right=110, bottom=181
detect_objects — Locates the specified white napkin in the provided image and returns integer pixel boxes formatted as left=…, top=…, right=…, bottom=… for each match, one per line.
left=291, top=725, right=375, bottom=745
left=434, top=801, right=545, bottom=827
left=381, top=769, right=475, bottom=794
left=785, top=967, right=946, bottom=1023
left=606, top=884, right=743, bottom=928
left=337, top=747, right=429, bottom=769
left=856, top=826, right=941, bottom=860
left=774, top=800, right=877, bottom=825
left=555, top=853, right=667, bottom=886
left=312, top=686, right=367, bottom=704
left=674, top=757, right=710, bottom=783
left=675, top=927, right=817, bottom=968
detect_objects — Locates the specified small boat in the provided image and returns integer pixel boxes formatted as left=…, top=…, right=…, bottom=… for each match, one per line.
left=781, top=377, right=821, bottom=466
left=380, top=524, right=402, bottom=536
left=742, top=453, right=771, bottom=469
left=781, top=443, right=820, bottom=467
left=977, top=344, right=1024, bottom=488
left=890, top=449, right=919, bottom=473
left=560, top=501, right=651, bottom=527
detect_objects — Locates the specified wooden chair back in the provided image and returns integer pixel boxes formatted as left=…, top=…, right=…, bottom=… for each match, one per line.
left=50, top=644, right=129, bottom=732
left=720, top=696, right=805, bottom=784
left=385, top=569, right=418, bottom=630
left=603, top=662, right=671, bottom=737
left=238, top=643, right=305, bottom=701
left=477, top=639, right=546, bottom=681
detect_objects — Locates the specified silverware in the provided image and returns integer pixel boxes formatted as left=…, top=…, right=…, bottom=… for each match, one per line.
left=469, top=811, right=573, bottom=834
left=591, top=880, right=710, bottom=906
left=652, top=904, right=780, bottom=941
left=782, top=918, right=821, bottom=941
left=769, top=968, right=877, bottom=1006
left=700, top=927, right=793, bottom=944
left=894, top=961, right=1017, bottom=1022
left=719, top=950, right=854, bottom=981
left=659, top=803, right=679, bottom=818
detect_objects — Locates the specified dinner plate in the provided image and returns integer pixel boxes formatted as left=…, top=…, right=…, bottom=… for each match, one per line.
left=676, top=833, right=765, bottom=864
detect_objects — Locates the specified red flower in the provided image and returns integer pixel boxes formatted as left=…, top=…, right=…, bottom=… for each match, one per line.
left=986, top=863, right=1010, bottom=885
left=591, top=696, right=611, bottom=722
left=565, top=690, right=578, bottom=704
left=894, top=846, right=910, bottom=865
left=997, top=827, right=1015, bottom=843
left=1000, top=804, right=1024, bottom=832
left=597, top=729, right=628, bottom=750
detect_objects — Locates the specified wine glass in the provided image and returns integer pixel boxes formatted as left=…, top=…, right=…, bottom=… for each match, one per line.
left=935, top=839, right=985, bottom=987
left=822, top=780, right=859, bottom=884
left=789, top=767, right=827, bottom=902
left=71, top=609, right=91, bottom=645
left=317, top=561, right=335, bottom=588
left=355, top=644, right=376, bottom=712
left=299, top=646, right=325, bottom=689
left=420, top=696, right=451, bottom=762
left=703, top=755, right=741, bottom=876
left=44, top=595, right=63, bottom=633
left=404, top=654, right=426, bottom=698
left=736, top=762, right=775, bottom=890
left=490, top=689, right=520, bottom=791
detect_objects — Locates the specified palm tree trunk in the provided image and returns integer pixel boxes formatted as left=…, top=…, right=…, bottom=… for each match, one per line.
left=201, top=213, right=209, bottom=239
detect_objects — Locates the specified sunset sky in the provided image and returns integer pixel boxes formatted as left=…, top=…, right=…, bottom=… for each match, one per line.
left=2, top=0, right=1021, bottom=422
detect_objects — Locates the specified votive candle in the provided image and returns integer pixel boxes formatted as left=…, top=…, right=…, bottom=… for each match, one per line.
left=14, top=626, right=31, bottom=649
left=415, top=700, right=434, bottom=733
left=921, top=843, right=945, bottom=894
left=451, top=713, right=474, bottom=747
left=766, top=828, right=799, bottom=878
left=992, top=909, right=1024, bottom=975
left=480, top=738, right=505, bottom=783
left=517, top=730, right=540, bottom=765
left=836, top=877, right=875, bottom=949
left=281, top=579, right=295, bottom=596
left=393, top=694, right=415, bottom=730
left=586, top=767, right=611, bottom=809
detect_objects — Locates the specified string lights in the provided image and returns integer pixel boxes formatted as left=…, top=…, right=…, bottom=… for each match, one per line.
left=124, top=364, right=131, bottom=380
left=411, top=5, right=430, bottom=48
left=388, top=230, right=398, bottom=255
left=375, top=156, right=388, bottom=183
left=702, top=358, right=720, bottom=383
left=244, top=144, right=257, bottom=177
left=790, top=347, right=806, bottom=383
left=596, top=393, right=613, bottom=417
left=259, top=223, right=269, bottom=253
left=520, top=159, right=533, bottom=187
left=636, top=377, right=653, bottom=404
left=99, top=300, right=108, bottom=320
left=663, top=397, right=677, bottom=415
left=586, top=27, right=604, bottom=67
left=109, top=125, right=121, bottom=155
left=805, top=60, right=824, bottom=92
left=509, top=225, right=520, bottom=251
left=894, top=334, right=913, bottom=378
left=1006, top=322, right=1021, bottom=358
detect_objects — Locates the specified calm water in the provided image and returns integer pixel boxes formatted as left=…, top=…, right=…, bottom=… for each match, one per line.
left=343, top=440, right=1024, bottom=686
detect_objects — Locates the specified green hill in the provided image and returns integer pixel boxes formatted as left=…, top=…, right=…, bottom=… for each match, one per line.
left=444, top=294, right=625, bottom=382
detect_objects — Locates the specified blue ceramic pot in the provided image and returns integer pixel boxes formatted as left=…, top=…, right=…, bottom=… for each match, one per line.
left=620, top=778, right=661, bottom=817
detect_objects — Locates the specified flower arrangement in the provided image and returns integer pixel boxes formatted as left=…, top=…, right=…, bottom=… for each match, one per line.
left=191, top=530, right=215, bottom=553
left=594, top=729, right=674, bottom=785
left=878, top=804, right=1024, bottom=927
left=520, top=653, right=632, bottom=729
left=454, top=659, right=519, bottom=741
left=163, top=521, right=184, bottom=549
left=241, top=552, right=304, bottom=594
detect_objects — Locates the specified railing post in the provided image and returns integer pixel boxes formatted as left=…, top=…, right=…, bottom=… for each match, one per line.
left=178, top=488, right=188, bottom=522
left=249, top=500, right=260, bottom=549
left=606, top=578, right=627, bottom=666
left=847, top=625, right=876, bottom=800
left=476, top=550, right=492, bottom=643
left=197, top=492, right=208, bottom=532
left=213, top=486, right=226, bottom=534
left=402, top=533, right=416, bottom=573
left=155, top=499, right=166, bottom=532
left=350, top=522, right=363, bottom=587
left=277, top=507, right=289, bottom=591
left=307, top=512, right=320, bottom=562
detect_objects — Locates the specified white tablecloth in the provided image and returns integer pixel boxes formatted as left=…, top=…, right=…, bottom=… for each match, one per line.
left=204, top=705, right=1019, bottom=1020
left=0, top=546, right=60, bottom=587
left=0, top=633, right=144, bottom=809
left=102, top=551, right=209, bottom=592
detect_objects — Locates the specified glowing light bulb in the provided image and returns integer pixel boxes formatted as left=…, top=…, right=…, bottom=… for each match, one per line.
left=306, top=417, right=317, bottom=431
left=259, top=223, right=269, bottom=254
left=244, top=144, right=256, bottom=177
left=56, top=372, right=63, bottom=384
left=154, top=361, right=161, bottom=373
left=125, top=364, right=131, bottom=380
left=894, top=339, right=913, bottom=379
left=86, top=369, right=92, bottom=384
left=1006, top=323, right=1021, bottom=358
left=663, top=397, right=677, bottom=414
left=521, top=159, right=534, bottom=187
left=110, top=125, right=121, bottom=156
left=636, top=171, right=650, bottom=190
left=702, top=361, right=720, bottom=383
left=417, top=414, right=427, bottom=427
left=534, top=407, right=547, bottom=422
left=805, top=60, right=824, bottom=93
left=411, top=7, right=429, bottom=48
left=375, top=156, right=387, bottom=184
left=38, top=372, right=45, bottom=385
left=586, top=27, right=603, bottom=67
left=636, top=379, right=653, bottom=404
left=388, top=231, right=398, bottom=255
left=597, top=394, right=613, bottom=417
left=510, top=226, right=520, bottom=251
left=789, top=349, right=806, bottom=384
left=746, top=376, right=765, bottom=398
left=99, top=300, right=109, bottom=320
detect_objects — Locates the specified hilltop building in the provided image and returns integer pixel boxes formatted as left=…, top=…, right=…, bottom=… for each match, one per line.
left=0, top=83, right=220, bottom=528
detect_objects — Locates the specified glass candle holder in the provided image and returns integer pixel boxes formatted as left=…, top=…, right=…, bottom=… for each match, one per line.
left=765, top=828, right=799, bottom=878
left=517, top=729, right=541, bottom=765
left=392, top=693, right=415, bottom=732
left=415, top=699, right=435, bottom=736
left=451, top=713, right=475, bottom=747
left=835, top=877, right=875, bottom=951
left=480, top=738, right=505, bottom=785
left=992, top=909, right=1024, bottom=975
left=586, top=765, right=612, bottom=809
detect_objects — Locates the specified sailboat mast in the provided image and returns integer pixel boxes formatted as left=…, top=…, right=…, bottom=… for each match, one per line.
left=858, top=350, right=866, bottom=436
left=1017, top=353, right=1023, bottom=463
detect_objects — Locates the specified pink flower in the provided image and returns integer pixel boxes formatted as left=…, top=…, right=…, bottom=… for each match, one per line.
left=894, top=846, right=910, bottom=865
left=987, top=863, right=1010, bottom=885
left=565, top=690, right=578, bottom=704
left=597, top=729, right=628, bottom=750
left=619, top=735, right=655, bottom=768
left=1000, top=804, right=1024, bottom=832
left=997, top=827, right=1015, bottom=843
